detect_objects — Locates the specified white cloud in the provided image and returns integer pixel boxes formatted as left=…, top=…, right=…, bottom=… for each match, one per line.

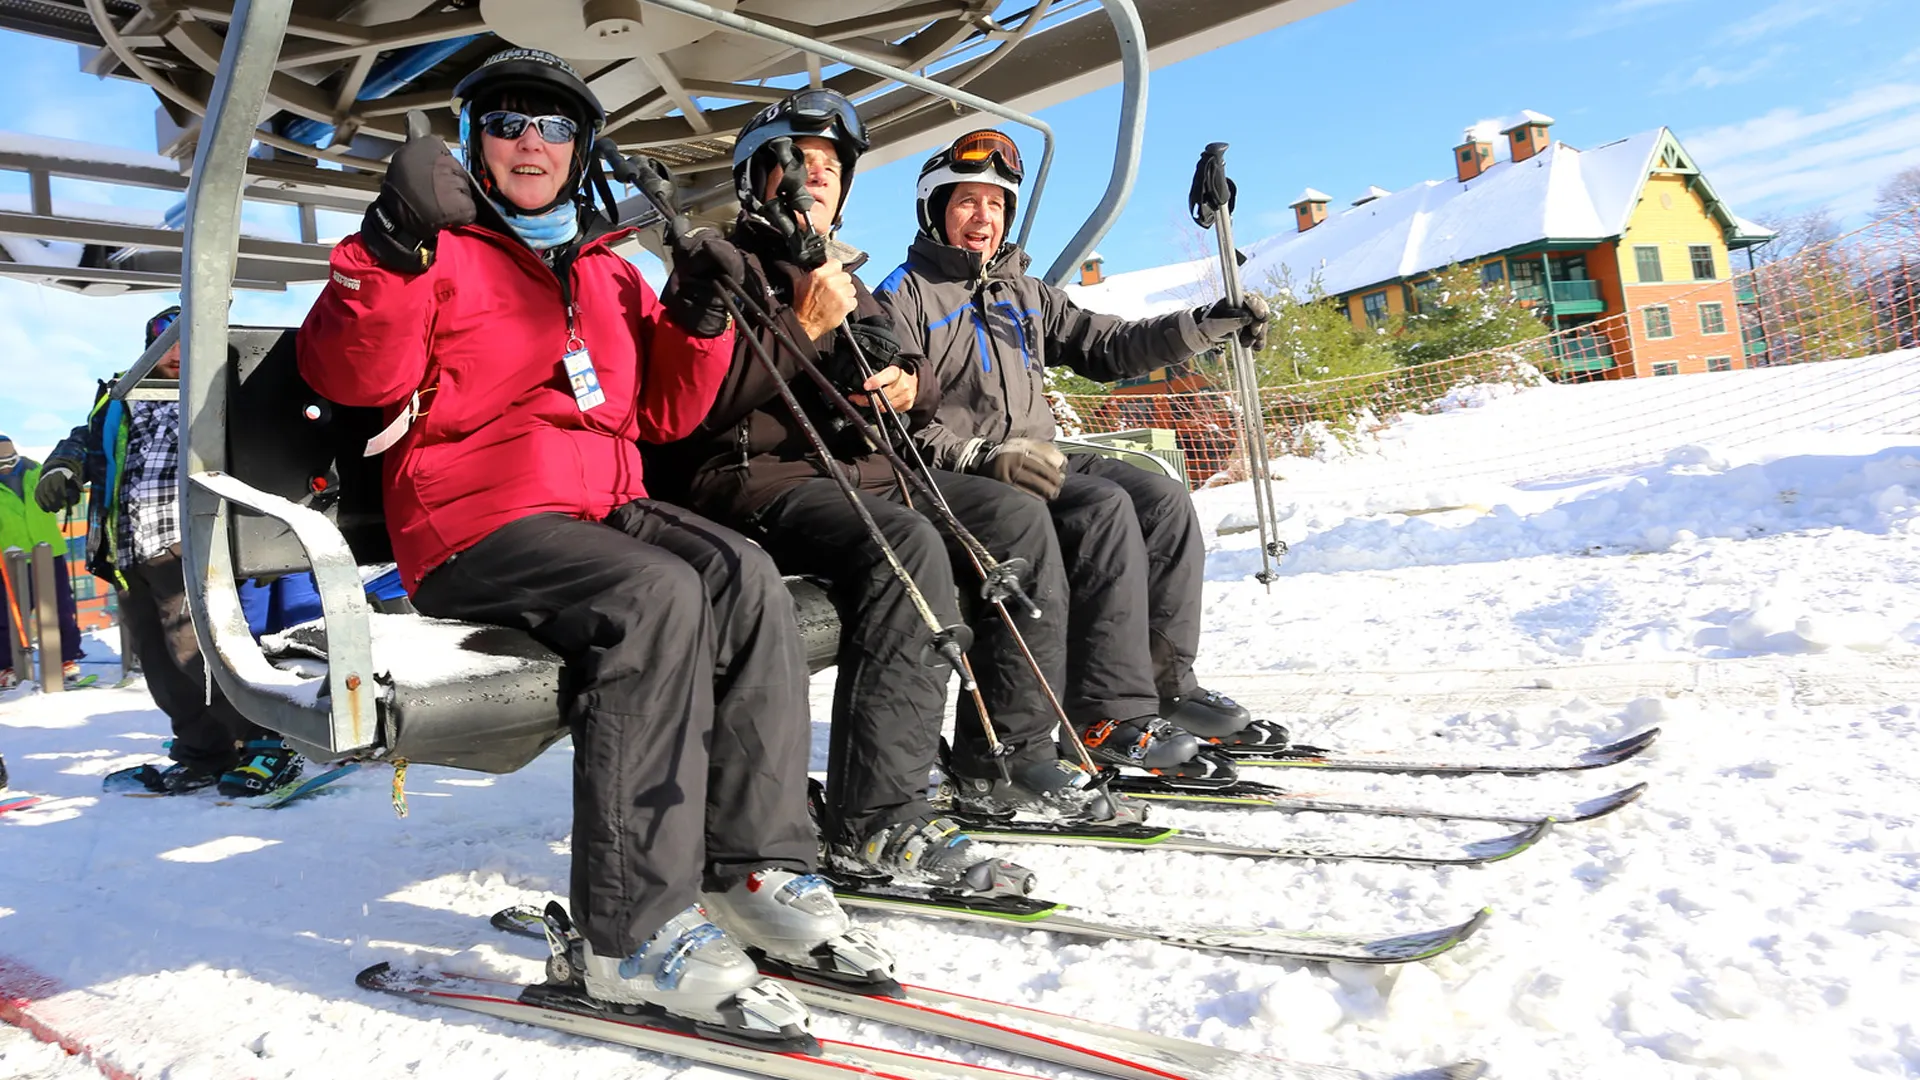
left=1672, top=45, right=1792, bottom=91
left=1685, top=83, right=1920, bottom=221
left=1722, top=1, right=1826, bottom=43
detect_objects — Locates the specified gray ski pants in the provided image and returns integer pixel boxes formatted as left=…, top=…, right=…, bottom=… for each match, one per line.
left=1051, top=455, right=1205, bottom=721
left=411, top=500, right=815, bottom=959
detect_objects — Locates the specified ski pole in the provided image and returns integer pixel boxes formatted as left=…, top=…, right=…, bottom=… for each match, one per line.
left=1189, top=142, right=1284, bottom=590
left=836, top=329, right=1100, bottom=777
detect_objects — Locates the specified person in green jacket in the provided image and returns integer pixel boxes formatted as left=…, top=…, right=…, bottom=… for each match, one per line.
left=0, top=433, right=85, bottom=686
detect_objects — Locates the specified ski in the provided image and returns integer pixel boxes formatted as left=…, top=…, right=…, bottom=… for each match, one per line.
left=1109, top=779, right=1648, bottom=826
left=361, top=962, right=1046, bottom=1080
left=947, top=815, right=1553, bottom=866
left=490, top=906, right=1487, bottom=1080
left=828, top=885, right=1490, bottom=965
left=1217, top=729, right=1659, bottom=776
left=0, top=795, right=41, bottom=815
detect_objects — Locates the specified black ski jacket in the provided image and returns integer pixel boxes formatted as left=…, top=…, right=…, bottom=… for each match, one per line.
left=648, top=215, right=932, bottom=521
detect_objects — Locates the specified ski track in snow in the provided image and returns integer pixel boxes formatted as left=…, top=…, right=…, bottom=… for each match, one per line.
left=5, top=353, right=1920, bottom=1079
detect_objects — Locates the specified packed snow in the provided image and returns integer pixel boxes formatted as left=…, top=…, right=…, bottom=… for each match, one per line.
left=5, top=352, right=1920, bottom=1079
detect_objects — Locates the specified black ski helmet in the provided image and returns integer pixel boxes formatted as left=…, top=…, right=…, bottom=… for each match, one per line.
left=451, top=48, right=607, bottom=213
left=731, top=88, right=869, bottom=226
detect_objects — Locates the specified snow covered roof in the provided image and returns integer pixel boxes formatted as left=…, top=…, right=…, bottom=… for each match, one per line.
left=1352, top=185, right=1392, bottom=205
left=1501, top=110, right=1555, bottom=130
left=1292, top=187, right=1330, bottom=205
left=0, top=131, right=181, bottom=174
left=1084, top=250, right=1104, bottom=263
left=1066, top=127, right=1735, bottom=317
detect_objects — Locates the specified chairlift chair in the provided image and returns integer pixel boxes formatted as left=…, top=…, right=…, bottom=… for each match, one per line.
left=171, top=0, right=1161, bottom=771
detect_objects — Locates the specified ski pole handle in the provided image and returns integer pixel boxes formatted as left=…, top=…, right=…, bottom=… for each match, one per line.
left=594, top=138, right=689, bottom=244
left=1189, top=142, right=1236, bottom=230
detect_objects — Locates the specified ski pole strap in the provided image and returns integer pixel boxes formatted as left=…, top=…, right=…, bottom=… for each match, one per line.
left=1188, top=142, right=1235, bottom=230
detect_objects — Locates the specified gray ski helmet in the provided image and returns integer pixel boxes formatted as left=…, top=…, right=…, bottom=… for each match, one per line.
left=452, top=48, right=606, bottom=210
left=731, top=89, right=869, bottom=223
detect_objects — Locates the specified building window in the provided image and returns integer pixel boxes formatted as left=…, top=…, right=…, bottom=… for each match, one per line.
left=1706, top=356, right=1734, bottom=372
left=1361, top=291, right=1390, bottom=327
left=71, top=575, right=95, bottom=600
left=1643, top=306, right=1673, bottom=339
left=1480, top=261, right=1506, bottom=285
left=67, top=536, right=86, bottom=561
left=1652, top=362, right=1680, bottom=376
left=1698, top=302, right=1727, bottom=335
left=1689, top=244, right=1716, bottom=280
left=1634, top=245, right=1663, bottom=283
left=1118, top=398, right=1157, bottom=428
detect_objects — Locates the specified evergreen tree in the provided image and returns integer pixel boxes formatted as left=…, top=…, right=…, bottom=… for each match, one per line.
left=1389, top=265, right=1547, bottom=367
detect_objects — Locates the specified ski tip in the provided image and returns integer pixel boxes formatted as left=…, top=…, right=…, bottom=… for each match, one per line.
left=1601, top=727, right=1661, bottom=755
left=1572, top=782, right=1650, bottom=821
left=355, top=961, right=395, bottom=990
left=1464, top=818, right=1554, bottom=864
left=1458, top=907, right=1494, bottom=942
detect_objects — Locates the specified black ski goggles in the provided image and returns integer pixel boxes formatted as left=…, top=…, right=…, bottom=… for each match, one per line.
left=775, top=89, right=870, bottom=151
left=934, top=129, right=1023, bottom=185
left=478, top=110, right=580, bottom=145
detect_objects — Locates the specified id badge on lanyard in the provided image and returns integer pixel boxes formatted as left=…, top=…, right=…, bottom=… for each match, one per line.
left=562, top=327, right=606, bottom=412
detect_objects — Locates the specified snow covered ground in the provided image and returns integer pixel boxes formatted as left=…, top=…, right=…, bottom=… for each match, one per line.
left=5, top=352, right=1920, bottom=1079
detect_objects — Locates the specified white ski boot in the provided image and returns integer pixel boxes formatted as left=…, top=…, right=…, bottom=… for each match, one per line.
left=575, top=902, right=812, bottom=1039
left=703, top=869, right=896, bottom=990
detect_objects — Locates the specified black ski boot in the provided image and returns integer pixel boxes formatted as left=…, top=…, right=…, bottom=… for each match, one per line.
left=1161, top=688, right=1291, bottom=751
left=1080, top=716, right=1201, bottom=770
left=115, top=760, right=224, bottom=795
left=948, top=757, right=1147, bottom=825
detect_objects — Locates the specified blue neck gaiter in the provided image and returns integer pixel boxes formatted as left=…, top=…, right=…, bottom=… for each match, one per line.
left=493, top=198, right=580, bottom=251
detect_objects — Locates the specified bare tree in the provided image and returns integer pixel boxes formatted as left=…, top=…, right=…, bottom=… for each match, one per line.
left=1873, top=165, right=1920, bottom=221
left=1756, top=206, right=1842, bottom=263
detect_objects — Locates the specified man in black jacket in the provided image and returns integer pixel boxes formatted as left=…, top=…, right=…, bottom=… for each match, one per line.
left=878, top=130, right=1289, bottom=758
left=653, top=94, right=1136, bottom=894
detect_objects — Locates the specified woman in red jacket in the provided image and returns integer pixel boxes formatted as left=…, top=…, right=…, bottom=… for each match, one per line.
left=297, top=49, right=886, bottom=1036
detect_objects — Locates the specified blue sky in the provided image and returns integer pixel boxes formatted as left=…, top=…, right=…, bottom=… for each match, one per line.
left=5, top=0, right=1920, bottom=447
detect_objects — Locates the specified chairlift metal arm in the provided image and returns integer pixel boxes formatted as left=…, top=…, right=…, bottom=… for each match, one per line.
left=178, top=0, right=377, bottom=757
left=636, top=0, right=1058, bottom=252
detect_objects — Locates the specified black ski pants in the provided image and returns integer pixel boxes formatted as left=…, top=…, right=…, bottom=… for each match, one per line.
left=747, top=470, right=1067, bottom=847
left=1051, top=455, right=1205, bottom=720
left=412, top=500, right=814, bottom=959
left=120, top=545, right=270, bottom=770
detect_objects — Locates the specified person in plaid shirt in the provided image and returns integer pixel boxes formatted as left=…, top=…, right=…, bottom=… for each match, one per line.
left=36, top=306, right=303, bottom=796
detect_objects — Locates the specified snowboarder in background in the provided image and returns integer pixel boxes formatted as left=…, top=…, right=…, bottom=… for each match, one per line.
left=35, top=309, right=308, bottom=795
left=651, top=90, right=1131, bottom=899
left=877, top=129, right=1291, bottom=761
left=1, top=434, right=85, bottom=687
left=298, top=49, right=884, bottom=1033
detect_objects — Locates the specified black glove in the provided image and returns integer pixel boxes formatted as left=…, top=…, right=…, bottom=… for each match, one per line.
left=34, top=457, right=82, bottom=512
left=962, top=437, right=1067, bottom=501
left=662, top=226, right=745, bottom=338
left=360, top=118, right=474, bottom=274
left=821, top=316, right=910, bottom=395
left=1195, top=294, right=1271, bottom=352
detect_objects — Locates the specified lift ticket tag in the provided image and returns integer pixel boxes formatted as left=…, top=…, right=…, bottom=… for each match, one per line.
left=563, top=345, right=606, bottom=412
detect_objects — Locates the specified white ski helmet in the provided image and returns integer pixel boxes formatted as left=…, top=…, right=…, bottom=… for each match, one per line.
left=915, top=129, right=1024, bottom=243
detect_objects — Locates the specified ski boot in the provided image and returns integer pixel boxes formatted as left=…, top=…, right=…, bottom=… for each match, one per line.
left=949, top=757, right=1146, bottom=825
left=217, top=738, right=304, bottom=797
left=1080, top=716, right=1200, bottom=770
left=703, top=868, right=897, bottom=993
left=1161, top=688, right=1291, bottom=753
left=543, top=900, right=815, bottom=1049
left=832, top=812, right=1035, bottom=898
left=1, top=753, right=8, bottom=790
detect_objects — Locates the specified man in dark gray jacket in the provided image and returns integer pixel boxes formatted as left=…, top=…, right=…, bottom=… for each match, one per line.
left=876, top=129, right=1288, bottom=760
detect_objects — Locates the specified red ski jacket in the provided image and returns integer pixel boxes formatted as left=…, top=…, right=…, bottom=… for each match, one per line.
left=298, top=220, right=733, bottom=592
